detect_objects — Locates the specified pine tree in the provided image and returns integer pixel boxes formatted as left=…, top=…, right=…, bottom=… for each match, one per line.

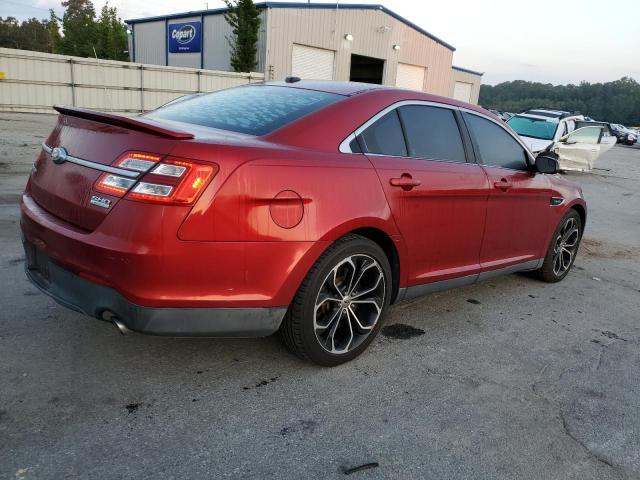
left=224, top=0, right=261, bottom=73
left=58, top=0, right=98, bottom=58
left=95, top=4, right=128, bottom=61
left=46, top=10, right=62, bottom=53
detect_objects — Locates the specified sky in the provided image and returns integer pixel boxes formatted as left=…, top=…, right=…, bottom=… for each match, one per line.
left=3, top=0, right=639, bottom=85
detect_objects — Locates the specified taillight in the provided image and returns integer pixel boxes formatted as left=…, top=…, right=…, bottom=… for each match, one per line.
left=95, top=173, right=136, bottom=197
left=126, top=158, right=216, bottom=204
left=115, top=152, right=162, bottom=172
left=92, top=152, right=217, bottom=205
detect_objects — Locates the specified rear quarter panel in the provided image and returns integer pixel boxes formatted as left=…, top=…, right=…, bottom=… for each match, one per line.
left=178, top=150, right=398, bottom=242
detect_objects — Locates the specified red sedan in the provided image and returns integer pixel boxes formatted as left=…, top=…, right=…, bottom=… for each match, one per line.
left=21, top=80, right=586, bottom=365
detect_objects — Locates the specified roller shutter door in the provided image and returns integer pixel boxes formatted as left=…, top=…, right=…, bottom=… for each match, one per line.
left=396, top=63, right=426, bottom=91
left=453, top=81, right=473, bottom=103
left=291, top=44, right=334, bottom=80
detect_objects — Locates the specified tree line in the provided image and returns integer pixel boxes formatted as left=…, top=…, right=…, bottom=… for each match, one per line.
left=0, top=0, right=128, bottom=61
left=480, top=77, right=640, bottom=126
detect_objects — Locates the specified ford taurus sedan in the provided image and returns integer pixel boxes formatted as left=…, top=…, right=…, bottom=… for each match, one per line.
left=21, top=80, right=586, bottom=366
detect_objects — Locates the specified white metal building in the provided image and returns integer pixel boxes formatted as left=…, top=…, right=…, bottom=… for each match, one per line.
left=125, top=2, right=483, bottom=102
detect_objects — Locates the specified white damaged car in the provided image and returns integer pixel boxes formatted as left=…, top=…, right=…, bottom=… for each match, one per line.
left=507, top=109, right=607, bottom=172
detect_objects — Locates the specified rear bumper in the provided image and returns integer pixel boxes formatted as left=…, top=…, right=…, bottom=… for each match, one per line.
left=24, top=244, right=286, bottom=337
left=20, top=192, right=324, bottom=309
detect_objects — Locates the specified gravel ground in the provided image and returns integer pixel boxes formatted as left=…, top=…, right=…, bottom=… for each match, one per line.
left=0, top=113, right=639, bottom=480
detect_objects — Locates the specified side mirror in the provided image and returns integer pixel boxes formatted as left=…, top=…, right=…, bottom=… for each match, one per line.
left=535, top=154, right=559, bottom=174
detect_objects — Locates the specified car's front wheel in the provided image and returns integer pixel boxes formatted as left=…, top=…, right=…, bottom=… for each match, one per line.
left=280, top=234, right=392, bottom=366
left=534, top=209, right=583, bottom=283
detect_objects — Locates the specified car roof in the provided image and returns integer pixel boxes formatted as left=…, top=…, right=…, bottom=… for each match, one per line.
left=259, top=80, right=387, bottom=96
left=256, top=80, right=494, bottom=116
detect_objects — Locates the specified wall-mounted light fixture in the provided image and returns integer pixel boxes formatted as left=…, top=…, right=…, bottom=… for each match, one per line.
left=392, top=44, right=401, bottom=51
left=344, top=34, right=354, bottom=41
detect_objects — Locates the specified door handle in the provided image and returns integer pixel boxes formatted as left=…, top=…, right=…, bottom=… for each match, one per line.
left=390, top=174, right=421, bottom=191
left=493, top=178, right=512, bottom=190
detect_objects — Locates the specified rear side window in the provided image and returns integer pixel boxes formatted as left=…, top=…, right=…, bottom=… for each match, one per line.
left=464, top=113, right=529, bottom=171
left=147, top=85, right=343, bottom=136
left=358, top=110, right=407, bottom=157
left=397, top=105, right=466, bottom=162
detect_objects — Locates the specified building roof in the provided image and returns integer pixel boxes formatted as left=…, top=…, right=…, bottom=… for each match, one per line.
left=125, top=2, right=456, bottom=52
left=452, top=65, right=484, bottom=76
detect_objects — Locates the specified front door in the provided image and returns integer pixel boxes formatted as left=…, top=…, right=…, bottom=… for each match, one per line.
left=555, top=126, right=604, bottom=171
left=358, top=104, right=489, bottom=286
left=462, top=112, right=552, bottom=272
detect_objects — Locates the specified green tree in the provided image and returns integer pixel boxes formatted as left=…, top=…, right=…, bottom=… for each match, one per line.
left=58, top=0, right=98, bottom=57
left=480, top=77, right=640, bottom=126
left=224, top=0, right=261, bottom=73
left=95, top=4, right=128, bottom=61
left=0, top=16, right=51, bottom=52
left=47, top=10, right=62, bottom=53
left=0, top=17, right=21, bottom=49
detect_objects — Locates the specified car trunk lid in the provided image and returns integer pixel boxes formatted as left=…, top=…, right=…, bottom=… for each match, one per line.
left=29, top=109, right=190, bottom=231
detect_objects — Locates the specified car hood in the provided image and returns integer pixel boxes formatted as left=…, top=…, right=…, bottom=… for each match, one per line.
left=519, top=136, right=554, bottom=153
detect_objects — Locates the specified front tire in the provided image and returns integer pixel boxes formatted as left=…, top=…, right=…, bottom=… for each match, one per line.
left=280, top=234, right=392, bottom=366
left=534, top=209, right=582, bottom=283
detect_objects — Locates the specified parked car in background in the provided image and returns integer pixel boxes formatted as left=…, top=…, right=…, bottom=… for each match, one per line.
left=507, top=109, right=585, bottom=153
left=611, top=124, right=637, bottom=145
left=507, top=109, right=610, bottom=171
left=21, top=81, right=587, bottom=365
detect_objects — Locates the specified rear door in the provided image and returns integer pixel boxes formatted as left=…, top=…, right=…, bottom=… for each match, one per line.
left=358, top=103, right=489, bottom=287
left=462, top=111, right=552, bottom=272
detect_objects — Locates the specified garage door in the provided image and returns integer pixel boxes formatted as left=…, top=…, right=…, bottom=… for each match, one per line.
left=453, top=81, right=473, bottom=103
left=396, top=63, right=426, bottom=91
left=291, top=44, right=334, bottom=80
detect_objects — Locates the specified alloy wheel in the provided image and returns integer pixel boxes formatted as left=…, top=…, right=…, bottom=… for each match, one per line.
left=552, top=217, right=580, bottom=276
left=313, top=254, right=386, bottom=354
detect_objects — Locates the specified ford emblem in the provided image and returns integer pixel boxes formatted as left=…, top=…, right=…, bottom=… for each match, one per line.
left=50, top=147, right=68, bottom=164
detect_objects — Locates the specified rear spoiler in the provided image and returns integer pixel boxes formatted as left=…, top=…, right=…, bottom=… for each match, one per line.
left=53, top=106, right=195, bottom=140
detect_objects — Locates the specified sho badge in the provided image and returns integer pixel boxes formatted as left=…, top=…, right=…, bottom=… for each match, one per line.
left=90, top=195, right=111, bottom=209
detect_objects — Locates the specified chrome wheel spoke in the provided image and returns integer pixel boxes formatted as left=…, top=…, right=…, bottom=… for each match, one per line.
left=327, top=310, right=353, bottom=354
left=563, top=229, right=579, bottom=247
left=350, top=270, right=383, bottom=299
left=314, top=254, right=386, bottom=355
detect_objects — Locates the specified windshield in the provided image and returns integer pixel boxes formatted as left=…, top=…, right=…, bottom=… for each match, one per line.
left=507, top=116, right=558, bottom=141
left=147, top=85, right=344, bottom=135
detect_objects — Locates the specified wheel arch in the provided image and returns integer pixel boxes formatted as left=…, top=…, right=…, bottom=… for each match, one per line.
left=569, top=202, right=586, bottom=232
left=349, top=227, right=402, bottom=304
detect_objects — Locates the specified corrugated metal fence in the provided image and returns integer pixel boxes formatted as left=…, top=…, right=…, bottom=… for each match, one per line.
left=0, top=48, right=263, bottom=114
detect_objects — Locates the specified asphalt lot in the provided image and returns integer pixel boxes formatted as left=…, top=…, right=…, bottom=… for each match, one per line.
left=1, top=113, right=639, bottom=480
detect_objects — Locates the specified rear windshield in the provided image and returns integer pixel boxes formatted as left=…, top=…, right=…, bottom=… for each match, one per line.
left=146, top=85, right=344, bottom=135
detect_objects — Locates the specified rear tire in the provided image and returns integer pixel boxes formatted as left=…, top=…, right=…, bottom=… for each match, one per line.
left=280, top=234, right=392, bottom=366
left=533, top=209, right=582, bottom=283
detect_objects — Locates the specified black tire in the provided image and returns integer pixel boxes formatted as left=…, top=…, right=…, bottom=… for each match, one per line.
left=533, top=209, right=582, bottom=283
left=280, top=234, right=392, bottom=366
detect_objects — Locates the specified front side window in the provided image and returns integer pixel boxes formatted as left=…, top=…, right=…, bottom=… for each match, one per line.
left=465, top=113, right=529, bottom=171
left=562, top=126, right=603, bottom=145
left=147, top=85, right=343, bottom=136
left=397, top=105, right=466, bottom=163
left=357, top=110, right=407, bottom=157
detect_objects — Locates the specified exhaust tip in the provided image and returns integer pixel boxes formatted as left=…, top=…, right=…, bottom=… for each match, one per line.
left=101, top=310, right=131, bottom=335
left=113, top=318, right=131, bottom=335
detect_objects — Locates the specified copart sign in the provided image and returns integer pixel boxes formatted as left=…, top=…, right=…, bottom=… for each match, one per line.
left=168, top=22, right=202, bottom=53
